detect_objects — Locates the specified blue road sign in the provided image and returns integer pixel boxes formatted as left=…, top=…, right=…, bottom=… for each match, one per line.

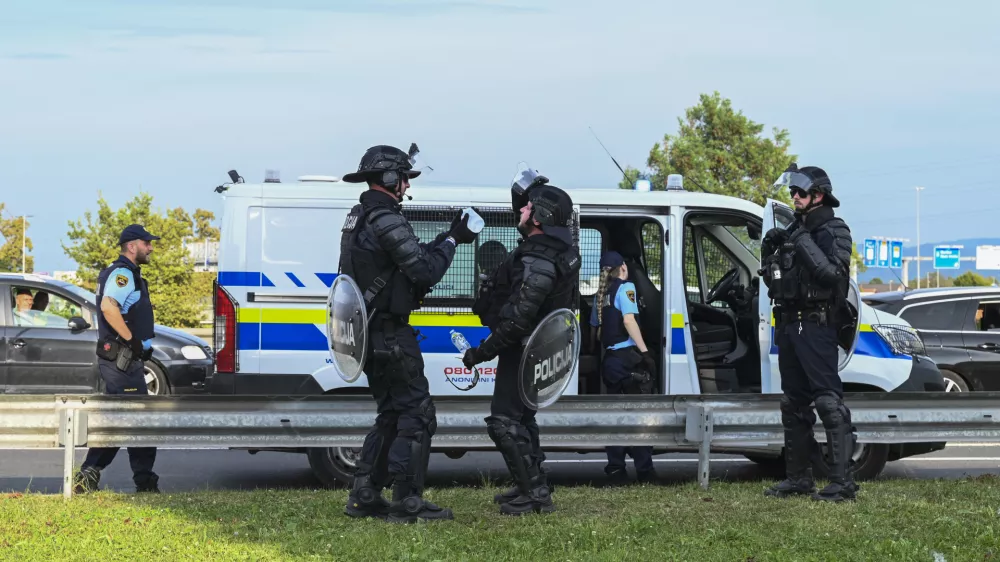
left=890, top=240, right=903, bottom=268
left=877, top=240, right=890, bottom=268
left=934, top=246, right=961, bottom=269
left=863, top=239, right=877, bottom=267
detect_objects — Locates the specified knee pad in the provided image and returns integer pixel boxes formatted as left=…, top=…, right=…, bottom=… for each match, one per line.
left=486, top=415, right=516, bottom=446
left=780, top=395, right=815, bottom=425
left=418, top=397, right=437, bottom=437
left=814, top=394, right=850, bottom=426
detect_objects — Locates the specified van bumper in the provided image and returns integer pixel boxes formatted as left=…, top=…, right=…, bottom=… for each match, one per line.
left=888, top=355, right=948, bottom=460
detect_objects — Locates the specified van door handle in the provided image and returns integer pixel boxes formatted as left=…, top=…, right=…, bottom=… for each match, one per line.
left=12, top=339, right=26, bottom=349
left=977, top=342, right=999, bottom=350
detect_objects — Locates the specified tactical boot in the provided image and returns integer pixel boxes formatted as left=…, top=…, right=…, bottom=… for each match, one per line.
left=135, top=474, right=160, bottom=494
left=345, top=475, right=390, bottom=519
left=500, top=472, right=556, bottom=516
left=636, top=469, right=657, bottom=484
left=74, top=467, right=100, bottom=494
left=605, top=468, right=629, bottom=487
left=813, top=422, right=859, bottom=502
left=766, top=399, right=818, bottom=499
left=495, top=467, right=555, bottom=504
left=386, top=478, right=454, bottom=524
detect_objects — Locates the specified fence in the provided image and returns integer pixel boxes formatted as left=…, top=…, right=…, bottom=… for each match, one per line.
left=2, top=392, right=1000, bottom=498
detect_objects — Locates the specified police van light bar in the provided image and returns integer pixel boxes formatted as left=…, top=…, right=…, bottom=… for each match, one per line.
left=666, top=174, right=684, bottom=190
left=633, top=178, right=651, bottom=191
left=264, top=169, right=281, bottom=183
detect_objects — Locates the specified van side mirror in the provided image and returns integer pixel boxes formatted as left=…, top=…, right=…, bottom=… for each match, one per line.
left=68, top=316, right=91, bottom=332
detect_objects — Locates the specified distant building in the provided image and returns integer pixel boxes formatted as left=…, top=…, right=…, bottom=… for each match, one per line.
left=184, top=240, right=219, bottom=273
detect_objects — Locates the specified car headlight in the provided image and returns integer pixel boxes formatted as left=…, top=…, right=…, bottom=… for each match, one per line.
left=181, top=345, right=209, bottom=360
left=871, top=324, right=926, bottom=357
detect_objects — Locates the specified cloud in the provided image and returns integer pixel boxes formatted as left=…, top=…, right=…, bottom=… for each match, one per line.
left=4, top=52, right=71, bottom=60
left=112, top=0, right=544, bottom=16
left=99, top=25, right=260, bottom=39
left=256, top=48, right=330, bottom=55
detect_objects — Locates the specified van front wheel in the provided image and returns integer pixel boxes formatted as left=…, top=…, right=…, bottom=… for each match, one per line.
left=307, top=447, right=359, bottom=488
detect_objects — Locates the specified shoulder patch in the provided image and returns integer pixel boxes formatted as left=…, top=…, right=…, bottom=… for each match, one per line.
left=342, top=207, right=362, bottom=232
left=115, top=274, right=129, bottom=288
left=626, top=289, right=636, bottom=304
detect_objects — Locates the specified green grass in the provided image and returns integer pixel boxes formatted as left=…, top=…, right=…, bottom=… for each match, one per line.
left=3, top=477, right=1000, bottom=561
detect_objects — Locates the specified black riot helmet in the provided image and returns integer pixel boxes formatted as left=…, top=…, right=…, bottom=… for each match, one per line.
left=773, top=162, right=840, bottom=209
left=509, top=163, right=574, bottom=244
left=510, top=163, right=550, bottom=214
left=342, top=143, right=424, bottom=199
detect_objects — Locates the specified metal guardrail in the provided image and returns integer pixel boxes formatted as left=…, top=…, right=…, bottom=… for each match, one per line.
left=2, top=392, right=1000, bottom=497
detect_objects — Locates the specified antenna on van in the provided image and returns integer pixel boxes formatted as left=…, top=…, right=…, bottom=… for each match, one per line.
left=885, top=257, right=911, bottom=294
left=588, top=126, right=639, bottom=187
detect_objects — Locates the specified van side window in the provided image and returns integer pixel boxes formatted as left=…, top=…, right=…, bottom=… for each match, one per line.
left=403, top=206, right=586, bottom=309
left=579, top=228, right=602, bottom=297
left=684, top=226, right=738, bottom=308
left=641, top=222, right=663, bottom=291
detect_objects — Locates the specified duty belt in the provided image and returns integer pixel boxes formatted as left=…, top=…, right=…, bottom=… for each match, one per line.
left=778, top=306, right=829, bottom=326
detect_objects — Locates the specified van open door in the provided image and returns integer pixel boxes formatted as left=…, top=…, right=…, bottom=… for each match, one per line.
left=758, top=199, right=795, bottom=393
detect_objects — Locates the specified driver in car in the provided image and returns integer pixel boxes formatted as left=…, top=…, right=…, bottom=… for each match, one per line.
left=591, top=251, right=657, bottom=485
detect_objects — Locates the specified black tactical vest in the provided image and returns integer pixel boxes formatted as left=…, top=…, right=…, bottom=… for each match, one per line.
left=599, top=277, right=630, bottom=348
left=472, top=235, right=581, bottom=330
left=339, top=203, right=424, bottom=319
left=95, top=255, right=155, bottom=342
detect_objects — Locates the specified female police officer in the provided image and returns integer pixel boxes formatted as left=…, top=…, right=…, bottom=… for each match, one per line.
left=591, top=251, right=657, bottom=485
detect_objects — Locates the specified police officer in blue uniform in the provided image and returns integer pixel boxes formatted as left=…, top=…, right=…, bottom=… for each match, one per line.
left=591, top=251, right=657, bottom=485
left=75, top=224, right=161, bottom=494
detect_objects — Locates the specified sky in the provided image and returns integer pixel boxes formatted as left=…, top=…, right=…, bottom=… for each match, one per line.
left=2, top=0, right=999, bottom=272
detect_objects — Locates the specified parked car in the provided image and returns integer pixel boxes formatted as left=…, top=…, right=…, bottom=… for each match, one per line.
left=864, top=287, right=1000, bottom=392
left=1, top=273, right=214, bottom=395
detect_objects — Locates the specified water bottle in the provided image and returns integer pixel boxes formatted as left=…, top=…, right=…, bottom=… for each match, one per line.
left=462, top=208, right=485, bottom=234
left=450, top=330, right=471, bottom=354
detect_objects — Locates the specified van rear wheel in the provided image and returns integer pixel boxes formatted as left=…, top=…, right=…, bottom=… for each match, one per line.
left=307, top=447, right=359, bottom=488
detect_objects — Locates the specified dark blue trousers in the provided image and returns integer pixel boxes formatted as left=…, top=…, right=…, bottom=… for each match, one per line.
left=80, top=359, right=158, bottom=487
left=602, top=350, right=654, bottom=475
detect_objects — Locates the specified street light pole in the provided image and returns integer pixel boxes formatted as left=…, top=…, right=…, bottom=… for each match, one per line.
left=915, top=186, right=924, bottom=289
left=20, top=214, right=33, bottom=273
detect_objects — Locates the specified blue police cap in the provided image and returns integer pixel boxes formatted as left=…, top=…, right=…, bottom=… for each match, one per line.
left=119, top=224, right=161, bottom=245
left=600, top=251, right=624, bottom=269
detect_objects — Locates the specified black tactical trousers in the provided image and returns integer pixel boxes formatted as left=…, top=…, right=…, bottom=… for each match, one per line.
left=358, top=323, right=436, bottom=485
left=776, top=319, right=842, bottom=403
left=490, top=346, right=544, bottom=463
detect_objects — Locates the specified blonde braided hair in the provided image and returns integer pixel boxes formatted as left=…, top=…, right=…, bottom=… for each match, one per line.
left=595, top=265, right=622, bottom=326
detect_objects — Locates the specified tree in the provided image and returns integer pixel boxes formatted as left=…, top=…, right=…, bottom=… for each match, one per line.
left=870, top=277, right=884, bottom=285
left=193, top=209, right=220, bottom=241
left=62, top=192, right=217, bottom=328
left=953, top=271, right=996, bottom=287
left=0, top=204, right=34, bottom=273
left=620, top=91, right=796, bottom=207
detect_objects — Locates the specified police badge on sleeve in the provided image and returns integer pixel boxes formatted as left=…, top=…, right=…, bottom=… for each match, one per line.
left=115, top=274, right=128, bottom=288
left=626, top=289, right=636, bottom=304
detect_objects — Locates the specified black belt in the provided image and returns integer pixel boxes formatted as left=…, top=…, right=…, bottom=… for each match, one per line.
left=778, top=306, right=829, bottom=326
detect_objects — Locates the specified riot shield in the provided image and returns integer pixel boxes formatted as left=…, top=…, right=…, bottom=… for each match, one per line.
left=836, top=279, right=862, bottom=372
left=518, top=308, right=581, bottom=409
left=325, top=274, right=368, bottom=383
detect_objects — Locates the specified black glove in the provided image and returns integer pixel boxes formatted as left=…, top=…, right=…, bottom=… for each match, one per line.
left=462, top=347, right=484, bottom=368
left=448, top=213, right=477, bottom=245
left=640, top=351, right=656, bottom=375
left=763, top=227, right=788, bottom=246
left=127, top=337, right=144, bottom=357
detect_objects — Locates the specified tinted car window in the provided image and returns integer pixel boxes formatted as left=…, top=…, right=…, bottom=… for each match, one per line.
left=899, top=300, right=971, bottom=331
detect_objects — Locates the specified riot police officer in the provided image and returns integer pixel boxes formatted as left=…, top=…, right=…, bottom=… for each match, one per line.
left=462, top=168, right=581, bottom=516
left=339, top=144, right=478, bottom=523
left=75, top=224, right=161, bottom=494
left=760, top=164, right=858, bottom=502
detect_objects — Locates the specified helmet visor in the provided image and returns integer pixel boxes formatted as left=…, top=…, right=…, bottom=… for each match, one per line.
left=773, top=171, right=816, bottom=198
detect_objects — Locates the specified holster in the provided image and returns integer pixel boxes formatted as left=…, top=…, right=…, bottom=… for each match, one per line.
left=607, top=347, right=655, bottom=395
left=370, top=315, right=409, bottom=382
left=777, top=305, right=830, bottom=327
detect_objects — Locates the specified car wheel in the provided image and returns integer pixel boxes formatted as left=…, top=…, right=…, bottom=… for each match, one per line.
left=940, top=369, right=969, bottom=392
left=144, top=361, right=170, bottom=395
left=306, top=447, right=360, bottom=488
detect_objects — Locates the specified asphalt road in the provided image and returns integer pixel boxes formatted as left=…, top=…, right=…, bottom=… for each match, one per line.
left=2, top=444, right=999, bottom=494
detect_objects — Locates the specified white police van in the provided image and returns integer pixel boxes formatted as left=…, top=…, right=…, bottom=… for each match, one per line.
left=208, top=172, right=946, bottom=486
